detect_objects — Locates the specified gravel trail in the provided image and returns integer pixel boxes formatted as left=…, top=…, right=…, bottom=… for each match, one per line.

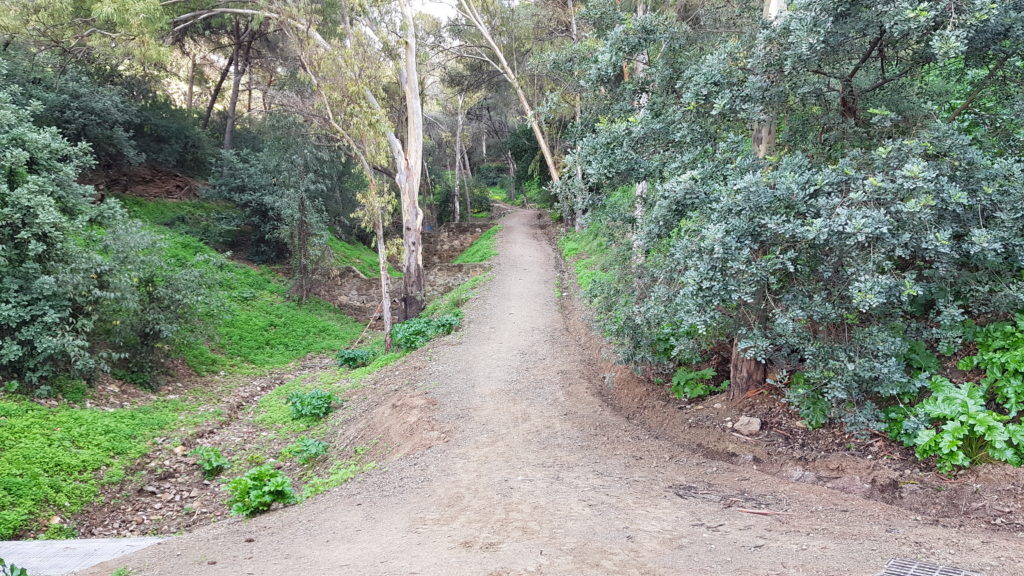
left=80, top=207, right=1020, bottom=576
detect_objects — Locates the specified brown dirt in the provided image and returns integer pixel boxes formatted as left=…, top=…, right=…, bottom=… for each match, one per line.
left=78, top=208, right=1022, bottom=576
left=80, top=164, right=203, bottom=200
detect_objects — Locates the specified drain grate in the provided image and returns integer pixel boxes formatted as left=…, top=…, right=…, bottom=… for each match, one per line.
left=880, top=558, right=982, bottom=576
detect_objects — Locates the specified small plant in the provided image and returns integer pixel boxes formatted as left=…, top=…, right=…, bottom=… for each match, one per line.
left=668, top=367, right=721, bottom=399
left=391, top=313, right=462, bottom=351
left=0, top=558, right=29, bottom=576
left=911, top=376, right=1024, bottom=474
left=283, top=437, right=329, bottom=465
left=285, top=389, right=336, bottom=420
left=337, top=348, right=375, bottom=369
left=111, top=568, right=133, bottom=576
left=38, top=523, right=76, bottom=540
left=190, top=446, right=230, bottom=479
left=225, top=465, right=298, bottom=516
left=958, top=314, right=1024, bottom=416
left=787, top=373, right=830, bottom=430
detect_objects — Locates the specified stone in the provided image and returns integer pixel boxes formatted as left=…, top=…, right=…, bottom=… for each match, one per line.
left=734, top=416, right=762, bottom=436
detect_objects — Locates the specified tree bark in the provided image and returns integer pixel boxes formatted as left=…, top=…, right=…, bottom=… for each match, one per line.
left=454, top=94, right=465, bottom=222
left=728, top=340, right=766, bottom=400
left=396, top=0, right=426, bottom=319
left=186, top=53, right=196, bottom=109
left=202, top=51, right=235, bottom=129
left=223, top=20, right=253, bottom=150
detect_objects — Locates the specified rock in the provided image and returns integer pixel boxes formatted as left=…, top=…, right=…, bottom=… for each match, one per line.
left=141, top=485, right=159, bottom=495
left=173, top=445, right=188, bottom=456
left=49, top=515, right=63, bottom=525
left=734, top=416, right=762, bottom=436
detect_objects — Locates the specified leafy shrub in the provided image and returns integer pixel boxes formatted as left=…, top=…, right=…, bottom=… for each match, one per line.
left=958, top=315, right=1024, bottom=416
left=668, top=367, right=720, bottom=399
left=190, top=446, right=229, bottom=479
left=285, top=389, right=336, bottom=420
left=786, top=374, right=831, bottom=430
left=225, top=465, right=297, bottom=516
left=910, top=376, right=1024, bottom=474
left=391, top=314, right=462, bottom=351
left=337, top=348, right=376, bottom=369
left=283, top=437, right=328, bottom=465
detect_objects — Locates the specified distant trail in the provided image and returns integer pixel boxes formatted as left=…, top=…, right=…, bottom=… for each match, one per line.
left=81, top=207, right=1018, bottom=576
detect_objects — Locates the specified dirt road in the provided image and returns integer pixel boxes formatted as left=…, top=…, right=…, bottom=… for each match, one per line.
left=82, top=208, right=1020, bottom=576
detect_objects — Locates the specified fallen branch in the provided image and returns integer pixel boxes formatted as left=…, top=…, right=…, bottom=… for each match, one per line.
left=350, top=301, right=383, bottom=349
left=735, top=508, right=794, bottom=517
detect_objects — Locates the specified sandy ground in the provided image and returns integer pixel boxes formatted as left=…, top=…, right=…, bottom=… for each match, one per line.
left=80, top=207, right=1021, bottom=576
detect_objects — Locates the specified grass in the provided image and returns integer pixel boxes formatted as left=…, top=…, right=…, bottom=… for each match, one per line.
left=326, top=235, right=401, bottom=278
left=558, top=227, right=612, bottom=292
left=453, top=226, right=501, bottom=264
left=117, top=195, right=239, bottom=248
left=152, top=230, right=363, bottom=374
left=0, top=395, right=206, bottom=539
left=423, top=274, right=491, bottom=317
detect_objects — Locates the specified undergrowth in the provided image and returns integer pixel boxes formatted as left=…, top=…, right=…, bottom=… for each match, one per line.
left=453, top=225, right=501, bottom=264
left=0, top=396, right=204, bottom=539
left=326, top=235, right=400, bottom=279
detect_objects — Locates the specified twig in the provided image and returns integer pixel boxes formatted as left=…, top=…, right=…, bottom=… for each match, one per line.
left=736, top=508, right=794, bottom=517
left=350, top=301, right=383, bottom=349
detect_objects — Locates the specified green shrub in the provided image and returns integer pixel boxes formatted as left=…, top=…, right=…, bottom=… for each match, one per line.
left=283, top=437, right=328, bottom=465
left=337, top=348, right=376, bottom=369
left=669, top=367, right=721, bottom=399
left=391, top=314, right=462, bottom=351
left=189, top=446, right=229, bottom=479
left=225, top=465, right=297, bottom=516
left=911, top=376, right=1024, bottom=474
left=958, top=314, right=1024, bottom=416
left=285, top=389, right=336, bottom=420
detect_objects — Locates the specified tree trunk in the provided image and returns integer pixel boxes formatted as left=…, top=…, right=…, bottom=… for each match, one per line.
left=728, top=340, right=766, bottom=400
left=223, top=20, right=253, bottom=151
left=375, top=213, right=393, bottom=352
left=202, top=52, right=235, bottom=129
left=451, top=159, right=461, bottom=223
left=396, top=0, right=426, bottom=319
left=460, top=146, right=472, bottom=217
left=505, top=150, right=517, bottom=203
left=186, top=53, right=196, bottom=110
left=454, top=94, right=465, bottom=222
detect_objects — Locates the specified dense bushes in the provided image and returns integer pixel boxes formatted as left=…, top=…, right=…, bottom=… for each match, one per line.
left=559, top=0, right=1024, bottom=439
left=0, top=89, right=213, bottom=392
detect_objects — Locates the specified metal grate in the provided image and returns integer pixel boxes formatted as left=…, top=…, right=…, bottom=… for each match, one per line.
left=879, top=558, right=982, bottom=576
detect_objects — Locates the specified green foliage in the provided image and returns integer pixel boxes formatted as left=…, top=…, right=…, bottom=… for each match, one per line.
left=668, top=367, right=721, bottom=399
left=787, top=374, right=831, bottom=430
left=225, top=465, right=297, bottom=516
left=337, top=348, right=376, bottom=369
left=118, top=196, right=240, bottom=249
left=301, top=458, right=376, bottom=499
left=189, top=446, right=229, bottom=479
left=422, top=275, right=490, bottom=318
left=391, top=314, right=462, bottom=351
left=0, top=558, right=30, bottom=576
left=38, top=523, right=76, bottom=540
left=283, top=437, right=328, bottom=465
left=326, top=236, right=400, bottom=278
left=958, top=314, right=1024, bottom=416
left=0, top=396, right=188, bottom=538
left=453, top=226, right=501, bottom=264
left=286, top=389, right=337, bottom=421
left=911, top=377, right=1024, bottom=474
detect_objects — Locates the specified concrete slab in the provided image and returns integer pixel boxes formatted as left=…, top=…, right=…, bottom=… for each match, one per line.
left=0, top=537, right=164, bottom=576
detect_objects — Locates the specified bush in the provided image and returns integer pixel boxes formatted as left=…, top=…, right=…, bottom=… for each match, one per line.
left=283, top=437, right=328, bottom=465
left=285, top=389, right=336, bottom=420
left=225, top=465, right=297, bottom=516
left=337, top=348, right=376, bottom=369
left=190, top=446, right=229, bottom=479
left=391, top=314, right=462, bottom=351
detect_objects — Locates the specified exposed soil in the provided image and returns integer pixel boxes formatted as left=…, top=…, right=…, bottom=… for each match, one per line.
left=78, top=208, right=1022, bottom=576
left=80, top=165, right=202, bottom=201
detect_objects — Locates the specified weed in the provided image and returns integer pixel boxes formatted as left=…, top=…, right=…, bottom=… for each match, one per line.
left=189, top=446, right=230, bottom=479
left=326, top=235, right=401, bottom=278
left=301, top=460, right=376, bottom=499
left=110, top=569, right=133, bottom=576
left=669, top=367, right=721, bottom=399
left=337, top=348, right=376, bottom=369
left=0, top=558, right=29, bottom=576
left=283, top=437, right=328, bottom=465
left=391, top=314, right=462, bottom=351
left=225, top=465, right=297, bottom=517
left=285, top=389, right=336, bottom=420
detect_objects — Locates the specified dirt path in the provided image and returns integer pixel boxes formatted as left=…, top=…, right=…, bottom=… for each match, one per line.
left=81, top=208, right=1020, bottom=576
